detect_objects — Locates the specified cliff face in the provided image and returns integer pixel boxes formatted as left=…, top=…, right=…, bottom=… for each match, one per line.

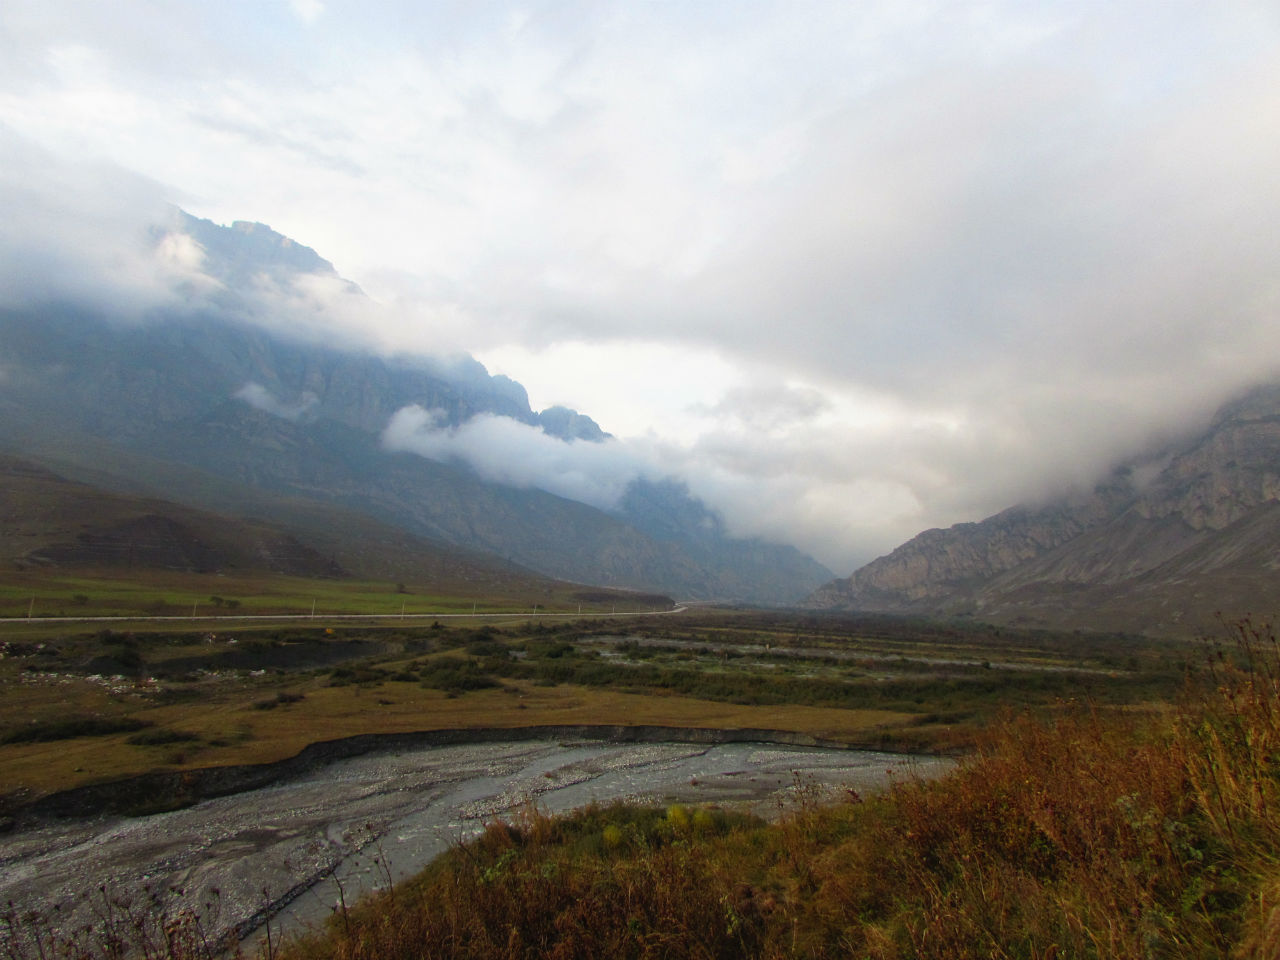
left=808, top=385, right=1280, bottom=635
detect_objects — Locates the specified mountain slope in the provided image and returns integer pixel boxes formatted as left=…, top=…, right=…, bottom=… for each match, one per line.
left=2, top=454, right=344, bottom=578
left=0, top=213, right=831, bottom=602
left=808, top=385, right=1280, bottom=635
left=0, top=453, right=561, bottom=588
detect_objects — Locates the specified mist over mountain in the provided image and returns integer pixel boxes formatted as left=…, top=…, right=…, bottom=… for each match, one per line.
left=807, top=385, right=1280, bottom=635
left=0, top=211, right=831, bottom=602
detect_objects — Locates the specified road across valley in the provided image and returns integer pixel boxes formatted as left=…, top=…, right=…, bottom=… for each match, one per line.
left=0, top=605, right=688, bottom=625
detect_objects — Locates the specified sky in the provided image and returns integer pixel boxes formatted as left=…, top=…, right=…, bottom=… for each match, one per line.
left=2, top=1, right=1280, bottom=572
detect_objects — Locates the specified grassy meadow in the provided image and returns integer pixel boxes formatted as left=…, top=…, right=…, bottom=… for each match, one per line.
left=0, top=568, right=672, bottom=622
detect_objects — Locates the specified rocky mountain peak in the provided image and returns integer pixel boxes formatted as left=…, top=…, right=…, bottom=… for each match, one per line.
left=536, top=406, right=611, bottom=443
left=173, top=211, right=338, bottom=286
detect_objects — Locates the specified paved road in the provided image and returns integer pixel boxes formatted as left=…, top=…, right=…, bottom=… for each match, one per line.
left=0, top=605, right=688, bottom=625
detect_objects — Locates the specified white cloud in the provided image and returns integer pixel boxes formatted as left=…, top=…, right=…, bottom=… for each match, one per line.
left=477, top=340, right=744, bottom=442
left=234, top=382, right=318, bottom=421
left=382, top=405, right=646, bottom=511
left=288, top=0, right=324, bottom=26
left=0, top=129, right=208, bottom=315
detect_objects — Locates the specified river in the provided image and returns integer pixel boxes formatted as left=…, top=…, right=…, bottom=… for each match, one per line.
left=0, top=738, right=950, bottom=950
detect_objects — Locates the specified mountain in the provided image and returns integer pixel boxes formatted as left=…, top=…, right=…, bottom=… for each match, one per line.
left=807, top=385, right=1280, bottom=635
left=617, top=477, right=832, bottom=601
left=0, top=212, right=831, bottom=603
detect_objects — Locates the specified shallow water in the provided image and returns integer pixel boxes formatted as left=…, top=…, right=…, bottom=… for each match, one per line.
left=0, top=739, right=949, bottom=949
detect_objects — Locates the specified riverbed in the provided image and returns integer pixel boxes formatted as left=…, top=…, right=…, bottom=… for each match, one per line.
left=0, top=738, right=950, bottom=950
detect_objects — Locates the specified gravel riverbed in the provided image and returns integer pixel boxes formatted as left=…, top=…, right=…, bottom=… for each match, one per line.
left=0, top=739, right=950, bottom=950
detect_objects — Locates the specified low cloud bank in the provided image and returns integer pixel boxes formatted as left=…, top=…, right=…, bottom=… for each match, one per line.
left=0, top=130, right=211, bottom=318
left=379, top=397, right=981, bottom=571
left=382, top=406, right=646, bottom=512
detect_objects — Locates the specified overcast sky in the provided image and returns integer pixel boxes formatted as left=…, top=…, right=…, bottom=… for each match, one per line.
left=2, top=1, right=1279, bottom=572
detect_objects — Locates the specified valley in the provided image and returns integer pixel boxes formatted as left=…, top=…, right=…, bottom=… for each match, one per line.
left=0, top=590, right=1227, bottom=957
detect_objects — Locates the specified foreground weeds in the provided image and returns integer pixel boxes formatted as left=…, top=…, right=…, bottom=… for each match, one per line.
left=1, top=884, right=226, bottom=960
left=6, top=619, right=1280, bottom=959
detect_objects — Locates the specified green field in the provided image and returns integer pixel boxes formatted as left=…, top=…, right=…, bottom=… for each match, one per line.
left=0, top=568, right=672, bottom=623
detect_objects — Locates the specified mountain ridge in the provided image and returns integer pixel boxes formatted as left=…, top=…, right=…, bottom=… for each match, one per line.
left=807, top=384, right=1280, bottom=635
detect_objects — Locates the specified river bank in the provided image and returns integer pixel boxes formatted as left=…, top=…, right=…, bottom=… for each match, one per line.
left=0, top=732, right=951, bottom=951
left=9, top=723, right=924, bottom=822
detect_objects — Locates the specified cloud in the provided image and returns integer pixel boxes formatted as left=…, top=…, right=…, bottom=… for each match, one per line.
left=288, top=0, right=324, bottom=26
left=0, top=127, right=207, bottom=316
left=698, top=384, right=832, bottom=432
left=382, top=406, right=647, bottom=511
left=0, top=135, right=390, bottom=347
left=234, top=382, right=318, bottom=421
left=375, top=386, right=1009, bottom=571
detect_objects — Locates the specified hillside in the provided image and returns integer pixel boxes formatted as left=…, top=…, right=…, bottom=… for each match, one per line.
left=808, top=384, right=1280, bottom=635
left=0, top=454, right=558, bottom=590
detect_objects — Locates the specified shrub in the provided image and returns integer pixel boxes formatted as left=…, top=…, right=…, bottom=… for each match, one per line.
left=252, top=691, right=307, bottom=709
left=465, top=640, right=508, bottom=659
left=126, top=728, right=201, bottom=746
left=0, top=716, right=151, bottom=744
left=418, top=659, right=499, bottom=694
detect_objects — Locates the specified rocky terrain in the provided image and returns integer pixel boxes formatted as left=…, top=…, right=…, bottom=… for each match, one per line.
left=808, top=384, right=1280, bottom=635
